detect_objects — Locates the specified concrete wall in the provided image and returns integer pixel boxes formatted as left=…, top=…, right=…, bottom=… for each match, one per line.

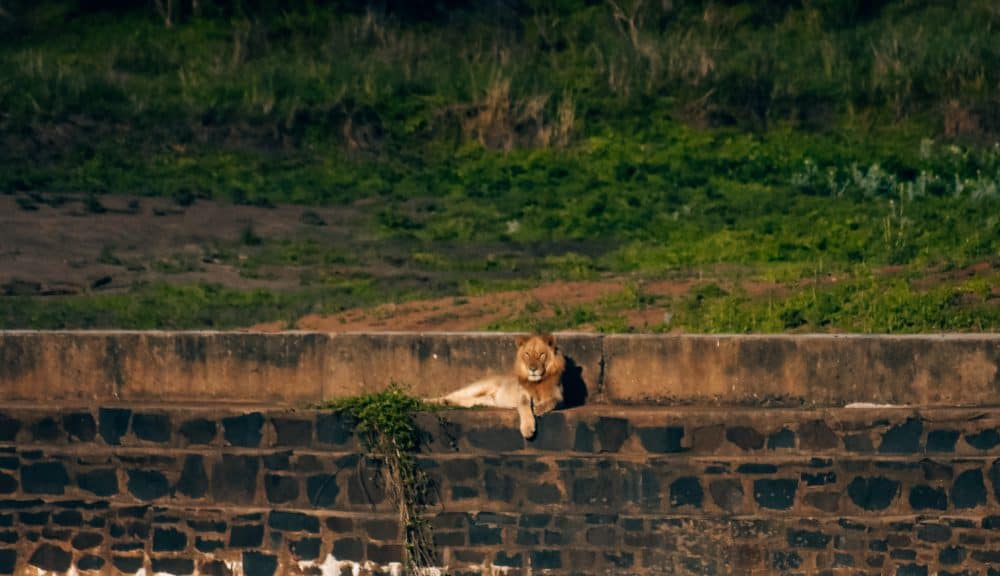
left=0, top=403, right=999, bottom=575
left=1, top=332, right=998, bottom=406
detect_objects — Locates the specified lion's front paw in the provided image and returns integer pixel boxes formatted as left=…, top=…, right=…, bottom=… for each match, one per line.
left=520, top=418, right=536, bottom=439
left=533, top=398, right=558, bottom=415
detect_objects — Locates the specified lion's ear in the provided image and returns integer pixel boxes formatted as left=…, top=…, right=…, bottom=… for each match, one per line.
left=541, top=333, right=556, bottom=348
left=514, top=335, right=528, bottom=348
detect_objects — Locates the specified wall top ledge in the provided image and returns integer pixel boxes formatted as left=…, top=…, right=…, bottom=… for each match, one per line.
left=1, top=331, right=996, bottom=406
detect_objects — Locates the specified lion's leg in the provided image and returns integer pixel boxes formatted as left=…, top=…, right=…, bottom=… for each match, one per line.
left=517, top=392, right=536, bottom=439
left=435, top=381, right=497, bottom=408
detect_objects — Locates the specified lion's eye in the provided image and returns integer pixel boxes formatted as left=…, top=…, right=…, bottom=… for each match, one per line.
left=522, top=353, right=529, bottom=359
left=539, top=353, right=546, bottom=361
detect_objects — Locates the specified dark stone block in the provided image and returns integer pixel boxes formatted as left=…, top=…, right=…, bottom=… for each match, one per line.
left=187, top=519, right=226, bottom=533
left=442, top=459, right=478, bottom=483
left=833, top=552, right=854, bottom=567
left=127, top=469, right=169, bottom=501
left=196, top=537, right=224, bottom=553
left=0, top=457, right=15, bottom=471
left=847, top=476, right=899, bottom=511
left=368, top=543, right=404, bottom=564
left=152, top=557, right=194, bottom=575
left=290, top=537, right=322, bottom=560
left=243, top=552, right=278, bottom=576
left=179, top=419, right=217, bottom=445
left=585, top=513, right=617, bottom=524
left=307, top=475, right=339, bottom=507
left=41, top=527, right=70, bottom=541
left=992, top=459, right=1000, bottom=501
left=230, top=524, right=264, bottom=547
left=985, top=515, right=1000, bottom=530
left=844, top=434, right=874, bottom=452
left=0, top=514, right=10, bottom=527
left=533, top=413, right=570, bottom=450
left=520, top=514, right=551, bottom=529
left=211, top=455, right=259, bottom=504
left=574, top=422, right=595, bottom=452
left=19, top=511, right=48, bottom=525
left=910, top=485, right=947, bottom=510
left=21, top=462, right=69, bottom=494
left=768, top=428, right=795, bottom=449
left=176, top=455, right=208, bottom=498
left=772, top=551, right=802, bottom=570
left=971, top=550, right=1000, bottom=563
left=879, top=418, right=922, bottom=453
left=199, top=560, right=229, bottom=576
left=264, top=452, right=290, bottom=471
left=30, top=417, right=62, bottom=442
left=595, top=417, right=630, bottom=452
left=99, top=408, right=131, bottom=445
left=516, top=530, right=539, bottom=545
left=235, top=512, right=262, bottom=521
left=112, top=555, right=143, bottom=573
left=485, top=468, right=515, bottom=501
left=29, top=543, right=71, bottom=572
left=892, top=549, right=917, bottom=560
left=802, top=471, right=836, bottom=486
left=270, top=511, right=320, bottom=533
left=586, top=526, right=615, bottom=546
left=0, top=531, right=14, bottom=544
left=0, top=548, right=13, bottom=575
left=738, top=463, right=778, bottom=474
left=572, top=475, right=612, bottom=505
left=896, top=564, right=928, bottom=576
left=78, top=554, right=104, bottom=571
left=333, top=537, right=362, bottom=559
left=71, top=531, right=102, bottom=549
left=452, top=486, right=477, bottom=499
left=753, top=478, right=797, bottom=509
left=76, top=468, right=118, bottom=496
left=531, top=550, right=562, bottom=569
left=495, top=551, right=522, bottom=567
left=921, top=460, right=953, bottom=481
left=52, top=510, right=82, bottom=526
left=804, top=492, right=840, bottom=512
left=0, top=474, right=15, bottom=495
left=63, top=413, right=96, bottom=442
left=605, top=551, right=634, bottom=568
left=788, top=529, right=831, bottom=549
left=467, top=427, right=523, bottom=451
left=364, top=519, right=398, bottom=540
left=952, top=469, right=986, bottom=509
left=544, top=530, right=563, bottom=545
left=670, top=477, right=703, bottom=508
left=966, top=428, right=1000, bottom=450
left=470, top=525, right=502, bottom=545
left=265, top=474, right=299, bottom=504
left=917, top=523, right=951, bottom=542
left=709, top=479, right=743, bottom=512
left=727, top=426, right=765, bottom=451
left=637, top=426, right=684, bottom=453
left=0, top=415, right=19, bottom=442
left=273, top=418, right=313, bottom=446
left=153, top=527, right=187, bottom=552
left=527, top=483, right=561, bottom=504
left=132, top=413, right=171, bottom=443
left=927, top=429, right=960, bottom=452
left=223, top=413, right=263, bottom=447
left=316, top=412, right=354, bottom=445
left=112, top=542, right=144, bottom=552
left=799, top=420, right=838, bottom=449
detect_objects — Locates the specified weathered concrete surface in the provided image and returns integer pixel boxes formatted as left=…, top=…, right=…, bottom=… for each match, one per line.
left=603, top=334, right=1000, bottom=406
left=1, top=331, right=998, bottom=406
left=0, top=331, right=328, bottom=404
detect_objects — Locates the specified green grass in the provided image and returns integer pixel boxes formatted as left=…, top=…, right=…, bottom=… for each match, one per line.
left=0, top=1, right=997, bottom=331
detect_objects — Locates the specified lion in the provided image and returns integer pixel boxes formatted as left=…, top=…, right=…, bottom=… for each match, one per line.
left=432, top=333, right=565, bottom=438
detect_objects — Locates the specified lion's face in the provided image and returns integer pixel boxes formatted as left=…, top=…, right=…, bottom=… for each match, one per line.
left=514, top=333, right=557, bottom=383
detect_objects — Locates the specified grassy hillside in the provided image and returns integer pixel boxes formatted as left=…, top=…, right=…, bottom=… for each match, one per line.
left=1, top=0, right=997, bottom=331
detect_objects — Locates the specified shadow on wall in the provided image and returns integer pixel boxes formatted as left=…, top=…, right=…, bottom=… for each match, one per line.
left=561, top=356, right=588, bottom=409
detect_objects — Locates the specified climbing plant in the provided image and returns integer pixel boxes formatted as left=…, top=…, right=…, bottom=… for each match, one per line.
left=324, top=385, right=440, bottom=572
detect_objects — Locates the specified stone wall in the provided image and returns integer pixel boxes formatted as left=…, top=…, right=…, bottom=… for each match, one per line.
left=1, top=403, right=999, bottom=575
left=1, top=332, right=998, bottom=406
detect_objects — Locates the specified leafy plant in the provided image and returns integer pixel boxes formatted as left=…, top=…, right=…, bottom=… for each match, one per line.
left=322, top=385, right=440, bottom=572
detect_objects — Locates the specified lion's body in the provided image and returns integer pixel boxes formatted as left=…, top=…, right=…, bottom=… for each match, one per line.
left=434, top=334, right=565, bottom=438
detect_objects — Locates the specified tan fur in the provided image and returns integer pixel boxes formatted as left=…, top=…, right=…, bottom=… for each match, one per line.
left=432, top=333, right=565, bottom=438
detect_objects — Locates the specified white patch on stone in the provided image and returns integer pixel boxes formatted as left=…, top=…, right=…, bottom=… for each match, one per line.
left=845, top=402, right=900, bottom=408
left=298, top=554, right=360, bottom=576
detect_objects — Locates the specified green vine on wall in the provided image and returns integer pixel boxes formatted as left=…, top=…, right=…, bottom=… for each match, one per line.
left=324, top=385, right=440, bottom=572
